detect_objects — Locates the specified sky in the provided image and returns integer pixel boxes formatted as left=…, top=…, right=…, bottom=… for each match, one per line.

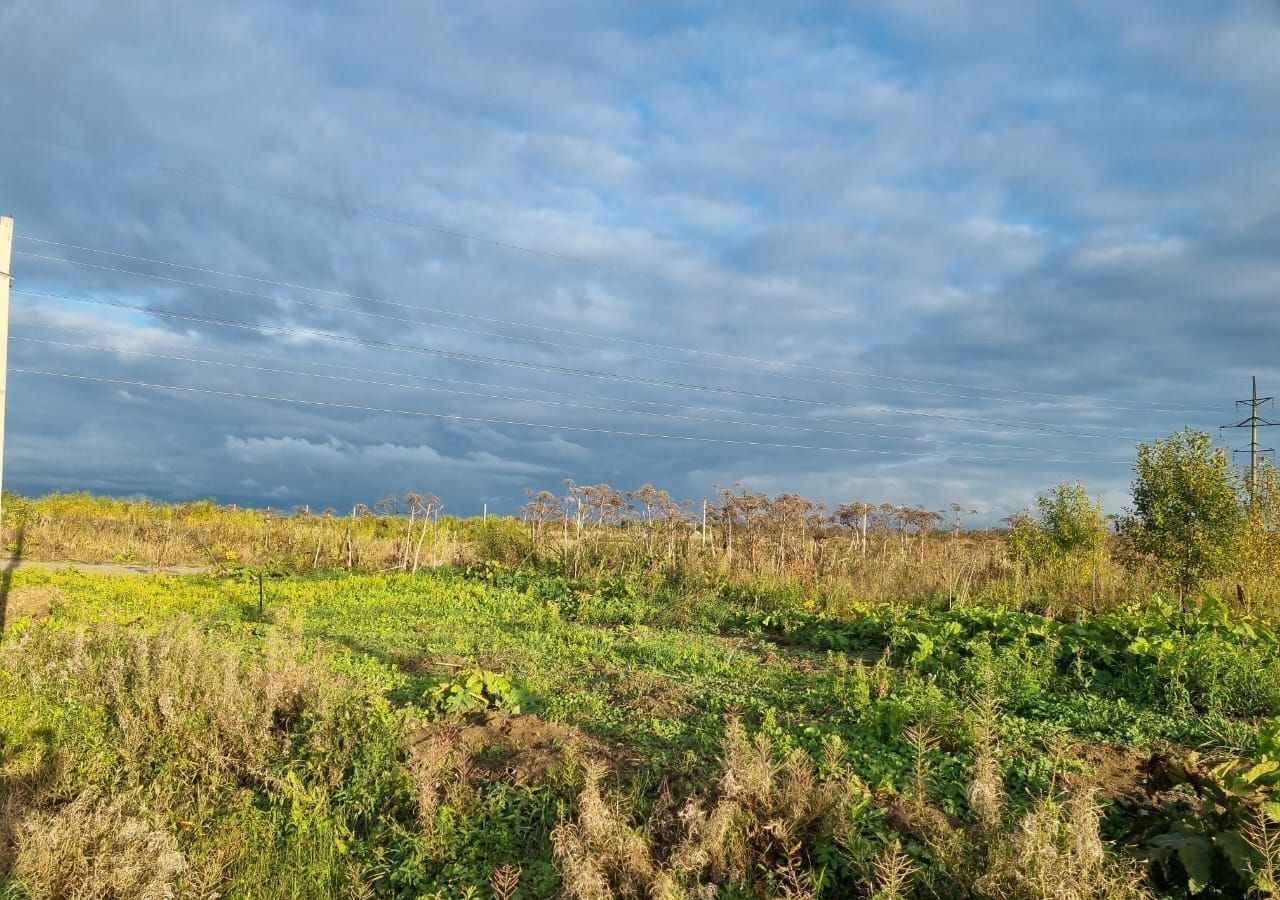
left=1, top=0, right=1278, bottom=521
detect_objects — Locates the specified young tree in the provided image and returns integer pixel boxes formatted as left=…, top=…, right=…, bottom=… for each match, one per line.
left=1015, top=481, right=1108, bottom=563
left=1120, top=429, right=1246, bottom=596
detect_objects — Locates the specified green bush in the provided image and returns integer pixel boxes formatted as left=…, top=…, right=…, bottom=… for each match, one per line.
left=1122, top=429, right=1247, bottom=596
left=1010, top=480, right=1108, bottom=566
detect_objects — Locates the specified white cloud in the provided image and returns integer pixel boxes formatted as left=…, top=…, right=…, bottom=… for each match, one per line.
left=224, top=436, right=350, bottom=466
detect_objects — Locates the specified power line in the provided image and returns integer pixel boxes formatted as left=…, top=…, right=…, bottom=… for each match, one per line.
left=16, top=319, right=1128, bottom=443
left=9, top=129, right=868, bottom=326
left=2, top=130, right=662, bottom=281
left=11, top=366, right=1133, bottom=464
left=15, top=247, right=1182, bottom=411
left=14, top=287, right=1151, bottom=438
left=12, top=335, right=1121, bottom=456
left=15, top=235, right=1221, bottom=413
left=32, top=247, right=1077, bottom=406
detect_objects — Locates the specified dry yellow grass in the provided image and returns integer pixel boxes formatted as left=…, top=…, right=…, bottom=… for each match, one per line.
left=975, top=790, right=1150, bottom=900
left=554, top=721, right=856, bottom=900
left=0, top=619, right=366, bottom=896
left=11, top=488, right=1278, bottom=614
left=553, top=708, right=1153, bottom=900
left=7, top=795, right=189, bottom=900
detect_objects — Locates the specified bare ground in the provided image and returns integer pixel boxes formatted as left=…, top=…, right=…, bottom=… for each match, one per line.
left=0, top=559, right=208, bottom=576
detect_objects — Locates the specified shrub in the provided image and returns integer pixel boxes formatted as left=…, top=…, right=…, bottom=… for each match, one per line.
left=1010, top=481, right=1109, bottom=567
left=1121, top=429, right=1246, bottom=597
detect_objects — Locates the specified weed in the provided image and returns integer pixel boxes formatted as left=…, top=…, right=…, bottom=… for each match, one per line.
left=7, top=794, right=188, bottom=899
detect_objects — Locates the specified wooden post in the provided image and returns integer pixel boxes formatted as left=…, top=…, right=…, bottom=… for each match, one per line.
left=0, top=217, right=12, bottom=531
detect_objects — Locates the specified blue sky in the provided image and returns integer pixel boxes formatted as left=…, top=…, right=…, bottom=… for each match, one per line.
left=1, top=1, right=1278, bottom=521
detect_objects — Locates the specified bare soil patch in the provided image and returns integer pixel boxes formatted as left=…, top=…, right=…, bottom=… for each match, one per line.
left=0, top=559, right=207, bottom=576
left=3, top=586, right=63, bottom=624
left=612, top=670, right=697, bottom=717
left=409, top=712, right=618, bottom=786
left=1063, top=743, right=1150, bottom=800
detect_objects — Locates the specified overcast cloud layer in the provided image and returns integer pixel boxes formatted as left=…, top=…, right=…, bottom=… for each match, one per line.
left=1, top=1, right=1278, bottom=521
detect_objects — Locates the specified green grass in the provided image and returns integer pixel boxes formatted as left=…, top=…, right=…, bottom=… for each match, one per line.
left=3, top=565, right=1279, bottom=897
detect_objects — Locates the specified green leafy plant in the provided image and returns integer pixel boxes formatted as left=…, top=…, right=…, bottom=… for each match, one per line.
left=1129, top=752, right=1280, bottom=896
left=426, top=669, right=526, bottom=717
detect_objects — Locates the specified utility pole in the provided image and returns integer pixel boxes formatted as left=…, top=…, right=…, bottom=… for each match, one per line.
left=0, top=216, right=12, bottom=531
left=1223, top=375, right=1277, bottom=508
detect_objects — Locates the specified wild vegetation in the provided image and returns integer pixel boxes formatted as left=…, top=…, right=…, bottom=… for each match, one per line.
left=7, top=433, right=1279, bottom=612
left=2, top=429, right=1280, bottom=898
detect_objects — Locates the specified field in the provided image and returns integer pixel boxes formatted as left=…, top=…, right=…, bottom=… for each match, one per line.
left=4, top=555, right=1280, bottom=898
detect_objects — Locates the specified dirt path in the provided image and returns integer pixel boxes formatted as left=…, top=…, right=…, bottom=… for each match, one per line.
left=0, top=558, right=209, bottom=576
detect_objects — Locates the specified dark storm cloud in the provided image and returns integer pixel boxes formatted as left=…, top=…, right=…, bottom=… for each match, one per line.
left=2, top=0, right=1278, bottom=520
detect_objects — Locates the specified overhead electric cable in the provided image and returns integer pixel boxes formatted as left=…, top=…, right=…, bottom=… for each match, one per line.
left=13, top=287, right=1150, bottom=438
left=15, top=235, right=1221, bottom=413
left=16, top=248, right=1196, bottom=411
left=28, top=248, right=1004, bottom=401
left=10, top=366, right=1133, bottom=464
left=16, top=320, right=1125, bottom=442
left=13, top=335, right=1121, bottom=455
left=2, top=131, right=661, bottom=280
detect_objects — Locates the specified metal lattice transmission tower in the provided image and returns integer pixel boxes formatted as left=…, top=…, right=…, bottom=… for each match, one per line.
left=1222, top=375, right=1277, bottom=507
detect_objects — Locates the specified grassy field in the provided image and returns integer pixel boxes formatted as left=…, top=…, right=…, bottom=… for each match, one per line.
left=3, top=561, right=1280, bottom=898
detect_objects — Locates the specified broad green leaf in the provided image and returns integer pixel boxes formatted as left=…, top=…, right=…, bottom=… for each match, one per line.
left=1174, top=834, right=1214, bottom=894
left=1241, top=758, right=1279, bottom=784
left=1214, top=830, right=1257, bottom=880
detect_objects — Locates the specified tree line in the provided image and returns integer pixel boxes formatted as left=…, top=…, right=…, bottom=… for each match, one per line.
left=510, top=428, right=1280, bottom=604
